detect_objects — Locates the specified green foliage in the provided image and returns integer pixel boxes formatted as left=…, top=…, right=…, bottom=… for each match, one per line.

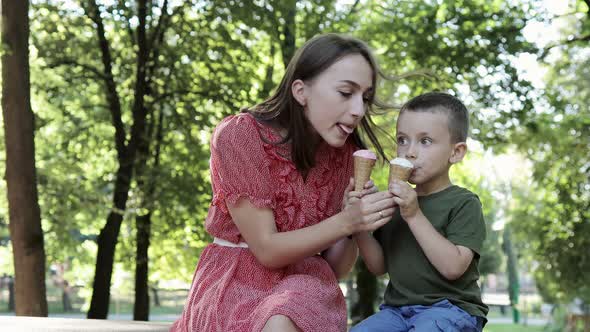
left=451, top=151, right=504, bottom=277
left=0, top=0, right=587, bottom=314
left=26, top=0, right=267, bottom=285
left=506, top=0, right=590, bottom=304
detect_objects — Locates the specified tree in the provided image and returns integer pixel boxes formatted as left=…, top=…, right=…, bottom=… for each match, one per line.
left=502, top=226, right=520, bottom=323
left=1, top=0, right=48, bottom=316
left=80, top=0, right=153, bottom=318
left=349, top=260, right=379, bottom=325
left=507, top=0, right=590, bottom=304
left=23, top=0, right=587, bottom=320
left=31, top=0, right=265, bottom=318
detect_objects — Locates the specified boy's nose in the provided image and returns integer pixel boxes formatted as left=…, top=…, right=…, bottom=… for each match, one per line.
left=405, top=144, right=417, bottom=159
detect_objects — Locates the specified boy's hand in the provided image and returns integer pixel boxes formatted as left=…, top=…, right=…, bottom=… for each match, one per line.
left=389, top=180, right=420, bottom=221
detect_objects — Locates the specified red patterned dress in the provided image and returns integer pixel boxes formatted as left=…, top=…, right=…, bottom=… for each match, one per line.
left=171, top=113, right=356, bottom=332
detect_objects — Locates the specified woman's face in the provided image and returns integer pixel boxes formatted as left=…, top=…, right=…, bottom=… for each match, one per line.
left=292, top=54, right=373, bottom=148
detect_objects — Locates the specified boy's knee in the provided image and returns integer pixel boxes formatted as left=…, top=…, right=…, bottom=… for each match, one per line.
left=350, top=320, right=384, bottom=332
left=349, top=324, right=367, bottom=332
left=351, top=311, right=406, bottom=332
left=410, top=317, right=478, bottom=332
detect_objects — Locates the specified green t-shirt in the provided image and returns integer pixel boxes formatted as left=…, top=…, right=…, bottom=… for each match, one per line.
left=374, top=185, right=488, bottom=319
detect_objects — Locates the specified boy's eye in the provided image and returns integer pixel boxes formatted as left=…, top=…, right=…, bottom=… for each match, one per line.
left=421, top=138, right=433, bottom=145
left=396, top=137, right=407, bottom=145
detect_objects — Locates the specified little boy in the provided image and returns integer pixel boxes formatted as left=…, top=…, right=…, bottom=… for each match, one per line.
left=351, top=92, right=488, bottom=332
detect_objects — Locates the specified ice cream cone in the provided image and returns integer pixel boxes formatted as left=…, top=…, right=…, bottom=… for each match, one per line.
left=353, top=150, right=377, bottom=191
left=388, top=157, right=413, bottom=185
left=354, top=157, right=376, bottom=191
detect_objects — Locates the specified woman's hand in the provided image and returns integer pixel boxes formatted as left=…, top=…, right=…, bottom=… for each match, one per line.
left=344, top=188, right=396, bottom=234
left=342, top=177, right=378, bottom=211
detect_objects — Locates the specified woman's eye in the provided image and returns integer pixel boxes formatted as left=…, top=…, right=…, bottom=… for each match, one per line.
left=397, top=137, right=407, bottom=145
left=421, top=138, right=432, bottom=144
left=339, top=91, right=352, bottom=98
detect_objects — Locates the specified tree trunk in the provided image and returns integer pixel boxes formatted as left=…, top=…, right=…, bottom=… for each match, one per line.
left=260, top=42, right=276, bottom=97
left=134, top=106, right=164, bottom=321
left=503, top=227, right=520, bottom=324
left=133, top=213, right=151, bottom=320
left=88, top=172, right=132, bottom=318
left=62, top=281, right=72, bottom=312
left=86, top=0, right=150, bottom=319
left=150, top=286, right=160, bottom=307
left=350, top=260, right=377, bottom=324
left=1, top=0, right=48, bottom=317
left=279, top=0, right=297, bottom=67
left=7, top=276, right=15, bottom=311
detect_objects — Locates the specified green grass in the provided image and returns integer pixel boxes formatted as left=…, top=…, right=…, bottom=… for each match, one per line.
left=484, top=323, right=546, bottom=332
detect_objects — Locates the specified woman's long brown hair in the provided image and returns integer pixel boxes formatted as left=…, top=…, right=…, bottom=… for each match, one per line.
left=244, top=33, right=388, bottom=174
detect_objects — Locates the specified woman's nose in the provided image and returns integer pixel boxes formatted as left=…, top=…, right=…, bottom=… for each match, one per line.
left=350, top=95, right=366, bottom=118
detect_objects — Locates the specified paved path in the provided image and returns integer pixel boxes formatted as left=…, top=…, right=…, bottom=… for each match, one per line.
left=0, top=313, right=549, bottom=331
left=487, top=316, right=549, bottom=326
left=0, top=316, right=171, bottom=332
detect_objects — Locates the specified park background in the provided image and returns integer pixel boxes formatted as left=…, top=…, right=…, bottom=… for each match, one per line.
left=1, top=0, right=588, bottom=331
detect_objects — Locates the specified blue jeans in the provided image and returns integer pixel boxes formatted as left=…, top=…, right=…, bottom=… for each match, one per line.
left=351, top=300, right=484, bottom=332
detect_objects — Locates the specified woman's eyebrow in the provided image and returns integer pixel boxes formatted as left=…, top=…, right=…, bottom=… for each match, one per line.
left=338, top=80, right=373, bottom=92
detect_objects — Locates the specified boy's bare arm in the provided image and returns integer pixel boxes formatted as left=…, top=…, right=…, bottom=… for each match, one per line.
left=344, top=179, right=394, bottom=276
left=390, top=180, right=473, bottom=280
left=354, top=231, right=387, bottom=276
left=322, top=237, right=359, bottom=279
left=405, top=211, right=474, bottom=280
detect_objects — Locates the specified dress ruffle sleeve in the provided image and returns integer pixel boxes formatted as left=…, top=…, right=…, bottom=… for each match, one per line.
left=210, top=114, right=275, bottom=213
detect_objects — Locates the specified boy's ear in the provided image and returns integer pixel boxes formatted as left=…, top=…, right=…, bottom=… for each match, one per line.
left=291, top=79, right=307, bottom=107
left=449, top=142, right=467, bottom=164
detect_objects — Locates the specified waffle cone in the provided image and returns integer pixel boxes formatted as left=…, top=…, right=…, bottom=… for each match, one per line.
left=388, top=164, right=413, bottom=185
left=354, top=156, right=376, bottom=191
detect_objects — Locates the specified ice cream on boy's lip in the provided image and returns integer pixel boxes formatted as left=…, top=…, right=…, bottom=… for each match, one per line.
left=390, top=157, right=413, bottom=168
left=388, top=157, right=413, bottom=184
left=353, top=150, right=377, bottom=191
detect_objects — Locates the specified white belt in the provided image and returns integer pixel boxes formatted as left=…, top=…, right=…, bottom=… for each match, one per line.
left=213, top=237, right=249, bottom=248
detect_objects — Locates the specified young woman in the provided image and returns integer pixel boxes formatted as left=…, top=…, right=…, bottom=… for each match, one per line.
left=171, top=33, right=396, bottom=332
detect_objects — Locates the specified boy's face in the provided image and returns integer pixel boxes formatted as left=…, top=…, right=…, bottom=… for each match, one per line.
left=396, top=110, right=464, bottom=193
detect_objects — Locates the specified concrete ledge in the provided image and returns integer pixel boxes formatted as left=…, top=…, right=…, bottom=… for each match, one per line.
left=0, top=316, right=171, bottom=332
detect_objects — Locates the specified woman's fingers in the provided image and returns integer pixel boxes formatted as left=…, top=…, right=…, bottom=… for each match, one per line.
left=364, top=197, right=396, bottom=215
left=379, top=207, right=396, bottom=219
left=349, top=191, right=364, bottom=199
left=344, top=177, right=354, bottom=195
left=362, top=190, right=394, bottom=204
left=362, top=185, right=379, bottom=195
left=369, top=217, right=391, bottom=231
left=362, top=205, right=395, bottom=224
